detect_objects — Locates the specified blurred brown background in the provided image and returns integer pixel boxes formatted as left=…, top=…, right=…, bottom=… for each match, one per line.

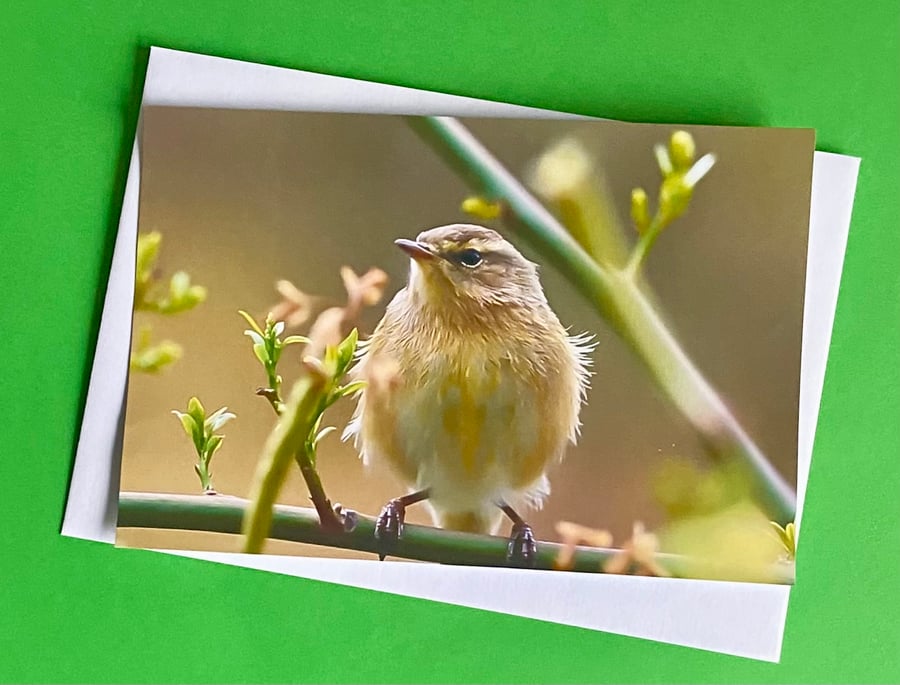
left=118, top=107, right=813, bottom=557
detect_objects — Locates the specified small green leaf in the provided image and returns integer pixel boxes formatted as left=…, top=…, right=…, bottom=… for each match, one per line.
left=283, top=335, right=310, bottom=346
left=310, top=412, right=324, bottom=437
left=324, top=344, right=338, bottom=371
left=337, top=380, right=366, bottom=397
left=206, top=408, right=236, bottom=432
left=171, top=410, right=196, bottom=438
left=206, top=434, right=224, bottom=458
left=252, top=343, right=269, bottom=365
left=238, top=310, right=264, bottom=336
left=313, top=425, right=337, bottom=448
left=336, top=328, right=359, bottom=372
left=244, top=330, right=265, bottom=346
left=186, top=284, right=207, bottom=305
left=769, top=521, right=796, bottom=559
left=187, top=397, right=204, bottom=422
left=186, top=397, right=206, bottom=452
left=191, top=422, right=205, bottom=455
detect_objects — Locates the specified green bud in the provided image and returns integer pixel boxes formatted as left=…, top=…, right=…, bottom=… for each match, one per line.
left=461, top=196, right=502, bottom=220
left=265, top=312, right=276, bottom=329
left=669, top=130, right=696, bottom=170
left=187, top=397, right=205, bottom=425
left=630, top=188, right=650, bottom=234
left=659, top=176, right=692, bottom=221
left=169, top=271, right=190, bottom=299
left=135, top=232, right=162, bottom=281
left=184, top=398, right=207, bottom=454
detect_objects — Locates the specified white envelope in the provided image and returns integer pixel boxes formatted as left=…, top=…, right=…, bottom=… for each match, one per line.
left=62, top=47, right=859, bottom=662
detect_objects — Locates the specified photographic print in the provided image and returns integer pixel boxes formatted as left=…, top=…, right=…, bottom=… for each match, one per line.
left=117, top=107, right=814, bottom=584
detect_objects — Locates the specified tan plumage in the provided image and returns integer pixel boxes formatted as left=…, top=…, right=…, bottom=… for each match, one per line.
left=344, top=224, right=592, bottom=535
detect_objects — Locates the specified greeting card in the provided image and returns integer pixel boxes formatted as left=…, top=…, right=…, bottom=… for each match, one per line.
left=63, top=48, right=859, bottom=661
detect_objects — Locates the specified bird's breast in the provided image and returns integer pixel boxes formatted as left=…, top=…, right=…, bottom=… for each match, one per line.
left=361, top=340, right=569, bottom=505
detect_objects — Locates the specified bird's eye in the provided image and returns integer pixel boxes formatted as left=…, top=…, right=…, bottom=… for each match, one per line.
left=456, top=248, right=483, bottom=268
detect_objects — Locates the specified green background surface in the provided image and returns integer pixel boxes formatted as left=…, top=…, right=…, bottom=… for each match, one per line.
left=1, top=2, right=898, bottom=682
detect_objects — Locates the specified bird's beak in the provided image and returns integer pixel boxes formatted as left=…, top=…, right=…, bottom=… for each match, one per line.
left=395, top=238, right=437, bottom=262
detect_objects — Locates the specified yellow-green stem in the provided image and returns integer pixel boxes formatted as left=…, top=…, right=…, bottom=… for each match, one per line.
left=241, top=372, right=326, bottom=553
left=624, top=216, right=666, bottom=278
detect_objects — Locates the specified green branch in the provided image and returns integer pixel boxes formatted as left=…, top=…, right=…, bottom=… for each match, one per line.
left=408, top=116, right=796, bottom=524
left=118, top=492, right=794, bottom=583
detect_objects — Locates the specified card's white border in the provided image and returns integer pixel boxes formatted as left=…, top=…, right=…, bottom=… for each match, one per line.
left=62, top=47, right=859, bottom=662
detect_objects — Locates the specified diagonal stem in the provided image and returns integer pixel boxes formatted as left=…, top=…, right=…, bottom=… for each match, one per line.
left=408, top=116, right=796, bottom=524
left=241, top=370, right=341, bottom=553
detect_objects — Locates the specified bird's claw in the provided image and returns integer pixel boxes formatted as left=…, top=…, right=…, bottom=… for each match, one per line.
left=507, top=522, right=537, bottom=568
left=374, top=499, right=405, bottom=560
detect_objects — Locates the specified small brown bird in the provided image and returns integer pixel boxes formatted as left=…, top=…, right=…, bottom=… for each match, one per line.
left=344, top=224, right=592, bottom=564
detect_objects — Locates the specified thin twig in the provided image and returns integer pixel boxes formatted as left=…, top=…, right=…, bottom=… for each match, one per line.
left=118, top=492, right=795, bottom=583
left=624, top=215, right=666, bottom=278
left=408, top=116, right=796, bottom=524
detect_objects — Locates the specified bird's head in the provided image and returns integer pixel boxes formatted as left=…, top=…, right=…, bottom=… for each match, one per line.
left=395, top=224, right=545, bottom=311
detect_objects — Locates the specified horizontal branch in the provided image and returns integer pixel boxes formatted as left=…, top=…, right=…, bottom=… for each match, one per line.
left=118, top=492, right=794, bottom=584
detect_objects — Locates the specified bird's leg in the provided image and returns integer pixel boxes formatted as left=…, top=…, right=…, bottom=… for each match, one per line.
left=499, top=502, right=537, bottom=568
left=374, top=488, right=431, bottom=560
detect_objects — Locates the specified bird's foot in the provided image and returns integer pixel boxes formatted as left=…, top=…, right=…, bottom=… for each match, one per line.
left=374, top=498, right=406, bottom=560
left=506, top=522, right=538, bottom=568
